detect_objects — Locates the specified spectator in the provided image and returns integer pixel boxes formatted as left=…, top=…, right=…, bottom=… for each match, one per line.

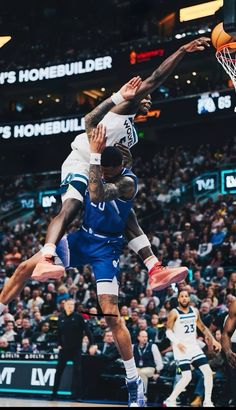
left=211, top=267, right=228, bottom=290
left=133, top=330, right=163, bottom=399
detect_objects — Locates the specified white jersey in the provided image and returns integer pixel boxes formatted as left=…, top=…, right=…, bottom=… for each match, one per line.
left=61, top=111, right=138, bottom=201
left=71, top=111, right=138, bottom=152
left=173, top=306, right=198, bottom=344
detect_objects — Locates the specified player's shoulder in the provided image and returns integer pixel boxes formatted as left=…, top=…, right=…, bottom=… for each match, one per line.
left=191, top=306, right=199, bottom=317
left=169, top=308, right=178, bottom=318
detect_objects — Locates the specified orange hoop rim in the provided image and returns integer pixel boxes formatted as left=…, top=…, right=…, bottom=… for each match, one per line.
left=216, top=41, right=236, bottom=53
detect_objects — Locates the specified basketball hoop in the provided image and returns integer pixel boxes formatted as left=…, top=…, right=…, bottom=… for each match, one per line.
left=216, top=42, right=236, bottom=90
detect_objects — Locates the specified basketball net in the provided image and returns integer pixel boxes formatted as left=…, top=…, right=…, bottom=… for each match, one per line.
left=216, top=42, right=236, bottom=90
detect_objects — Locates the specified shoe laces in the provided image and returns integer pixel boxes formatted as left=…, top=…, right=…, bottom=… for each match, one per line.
left=128, top=381, right=138, bottom=402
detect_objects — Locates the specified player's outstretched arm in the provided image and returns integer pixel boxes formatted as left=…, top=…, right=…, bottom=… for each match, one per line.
left=131, top=37, right=211, bottom=101
left=88, top=124, right=135, bottom=203
left=196, top=309, right=222, bottom=352
left=85, top=76, right=142, bottom=137
left=222, top=300, right=236, bottom=368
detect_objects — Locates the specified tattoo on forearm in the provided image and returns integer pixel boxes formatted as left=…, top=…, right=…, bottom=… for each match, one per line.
left=89, top=165, right=104, bottom=201
left=89, top=170, right=135, bottom=202
left=85, top=98, right=114, bottom=137
left=104, top=177, right=134, bottom=201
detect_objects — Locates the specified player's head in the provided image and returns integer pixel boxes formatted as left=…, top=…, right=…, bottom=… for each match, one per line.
left=136, top=94, right=152, bottom=116
left=178, top=290, right=190, bottom=308
left=101, top=146, right=123, bottom=181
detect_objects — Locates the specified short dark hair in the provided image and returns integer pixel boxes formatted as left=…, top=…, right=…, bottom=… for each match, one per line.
left=178, top=289, right=189, bottom=297
left=101, top=146, right=123, bottom=167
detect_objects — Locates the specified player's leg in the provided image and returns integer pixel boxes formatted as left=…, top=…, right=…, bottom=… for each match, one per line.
left=98, top=290, right=145, bottom=407
left=164, top=369, right=192, bottom=406
left=32, top=153, right=88, bottom=281
left=198, top=364, right=214, bottom=407
left=125, top=209, right=188, bottom=291
left=32, top=195, right=83, bottom=281
left=92, top=242, right=145, bottom=407
left=0, top=252, right=42, bottom=314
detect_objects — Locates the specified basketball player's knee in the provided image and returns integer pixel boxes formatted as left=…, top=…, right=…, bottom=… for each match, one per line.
left=16, top=262, right=31, bottom=281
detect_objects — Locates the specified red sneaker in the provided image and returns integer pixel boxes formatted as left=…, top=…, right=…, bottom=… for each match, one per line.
left=31, top=255, right=65, bottom=282
left=148, top=262, right=188, bottom=291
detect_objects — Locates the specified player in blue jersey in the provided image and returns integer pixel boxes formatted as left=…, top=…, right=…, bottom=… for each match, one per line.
left=164, top=290, right=221, bottom=407
left=31, top=37, right=210, bottom=290
left=0, top=124, right=146, bottom=406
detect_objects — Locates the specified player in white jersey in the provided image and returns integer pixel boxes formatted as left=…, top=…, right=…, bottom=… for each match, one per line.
left=31, top=36, right=210, bottom=289
left=164, top=290, right=221, bottom=407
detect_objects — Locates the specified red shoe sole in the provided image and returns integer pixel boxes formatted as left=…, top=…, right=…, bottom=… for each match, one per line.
left=149, top=269, right=188, bottom=291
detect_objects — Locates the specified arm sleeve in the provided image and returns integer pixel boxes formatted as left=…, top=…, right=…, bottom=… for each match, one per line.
left=151, top=344, right=164, bottom=372
left=166, top=329, right=180, bottom=345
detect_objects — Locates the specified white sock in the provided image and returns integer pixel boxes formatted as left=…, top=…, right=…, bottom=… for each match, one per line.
left=41, top=243, right=56, bottom=256
left=168, top=370, right=192, bottom=401
left=123, top=357, right=138, bottom=380
left=0, top=303, right=7, bottom=315
left=199, top=364, right=213, bottom=403
left=144, top=255, right=159, bottom=272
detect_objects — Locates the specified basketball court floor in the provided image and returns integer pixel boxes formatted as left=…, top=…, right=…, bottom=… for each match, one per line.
left=0, top=397, right=127, bottom=407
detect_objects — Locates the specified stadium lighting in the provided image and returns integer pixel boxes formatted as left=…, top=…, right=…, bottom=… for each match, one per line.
left=192, top=72, right=197, bottom=76
left=174, top=75, right=179, bottom=79
left=0, top=36, right=11, bottom=48
left=180, top=0, right=223, bottom=22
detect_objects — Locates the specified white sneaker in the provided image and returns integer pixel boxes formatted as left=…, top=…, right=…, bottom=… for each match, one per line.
left=163, top=398, right=177, bottom=407
left=126, top=376, right=146, bottom=407
left=203, top=401, right=214, bottom=407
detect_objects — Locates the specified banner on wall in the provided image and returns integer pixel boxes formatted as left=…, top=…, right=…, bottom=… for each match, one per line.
left=0, top=56, right=112, bottom=85
left=0, top=117, right=85, bottom=139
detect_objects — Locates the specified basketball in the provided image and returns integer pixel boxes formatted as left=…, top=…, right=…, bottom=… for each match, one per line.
left=211, top=22, right=235, bottom=49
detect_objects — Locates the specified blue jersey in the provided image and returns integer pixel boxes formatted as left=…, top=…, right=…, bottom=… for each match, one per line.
left=82, top=168, right=138, bottom=237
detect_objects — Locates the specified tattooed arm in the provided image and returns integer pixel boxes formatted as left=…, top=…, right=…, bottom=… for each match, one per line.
left=89, top=171, right=135, bottom=203
left=115, top=37, right=210, bottom=106
left=88, top=124, right=135, bottom=203
left=85, top=76, right=142, bottom=138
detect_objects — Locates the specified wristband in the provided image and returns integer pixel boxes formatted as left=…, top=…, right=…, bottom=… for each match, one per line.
left=90, top=153, right=101, bottom=165
left=111, top=91, right=125, bottom=105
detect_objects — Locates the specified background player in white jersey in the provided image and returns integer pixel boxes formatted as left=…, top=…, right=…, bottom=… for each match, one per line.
left=164, top=290, right=221, bottom=407
left=31, top=36, right=210, bottom=289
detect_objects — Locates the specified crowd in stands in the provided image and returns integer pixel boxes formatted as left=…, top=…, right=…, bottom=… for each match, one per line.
left=0, top=137, right=236, bottom=404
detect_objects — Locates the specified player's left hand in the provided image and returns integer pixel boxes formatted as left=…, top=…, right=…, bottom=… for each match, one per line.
left=119, top=76, right=142, bottom=100
left=181, top=37, right=211, bottom=52
left=115, top=143, right=133, bottom=168
left=90, top=124, right=107, bottom=153
left=212, top=339, right=222, bottom=352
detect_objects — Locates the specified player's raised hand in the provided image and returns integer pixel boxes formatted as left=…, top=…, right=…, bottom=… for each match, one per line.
left=182, top=37, right=211, bottom=52
left=119, top=76, right=142, bottom=100
left=115, top=143, right=133, bottom=168
left=90, top=124, right=107, bottom=154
